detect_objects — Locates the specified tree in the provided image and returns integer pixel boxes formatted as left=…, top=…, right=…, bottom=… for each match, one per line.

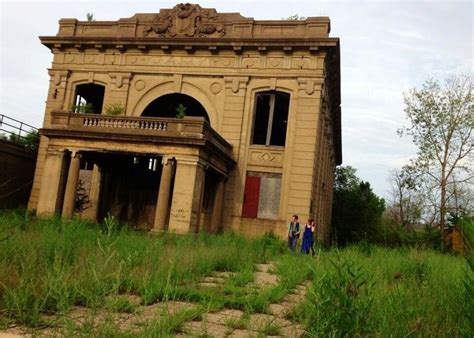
left=86, top=13, right=95, bottom=22
left=0, top=130, right=39, bottom=151
left=398, top=74, right=473, bottom=235
left=446, top=173, right=474, bottom=225
left=331, top=166, right=386, bottom=244
left=387, top=168, right=423, bottom=228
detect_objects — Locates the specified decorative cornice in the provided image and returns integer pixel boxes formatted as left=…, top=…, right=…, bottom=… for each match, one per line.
left=143, top=4, right=225, bottom=38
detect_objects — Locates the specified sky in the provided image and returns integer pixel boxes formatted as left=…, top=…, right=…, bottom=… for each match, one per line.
left=0, top=0, right=472, bottom=200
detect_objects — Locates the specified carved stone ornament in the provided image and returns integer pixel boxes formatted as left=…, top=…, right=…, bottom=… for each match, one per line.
left=143, top=3, right=225, bottom=38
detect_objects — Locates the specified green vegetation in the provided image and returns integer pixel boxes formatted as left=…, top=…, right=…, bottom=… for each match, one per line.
left=0, top=210, right=470, bottom=336
left=72, top=102, right=94, bottom=114
left=331, top=166, right=386, bottom=244
left=0, top=130, right=39, bottom=151
left=105, top=103, right=125, bottom=116
left=175, top=103, right=187, bottom=119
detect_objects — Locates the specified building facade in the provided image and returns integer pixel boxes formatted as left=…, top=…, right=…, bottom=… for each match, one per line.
left=29, top=4, right=342, bottom=240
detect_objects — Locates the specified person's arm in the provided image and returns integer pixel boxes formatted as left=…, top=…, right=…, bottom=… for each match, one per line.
left=295, top=222, right=300, bottom=235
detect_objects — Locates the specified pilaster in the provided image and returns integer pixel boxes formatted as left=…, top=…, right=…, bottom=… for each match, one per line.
left=153, top=156, right=175, bottom=232
left=62, top=151, right=81, bottom=218
left=168, top=156, right=205, bottom=234
left=37, top=148, right=66, bottom=216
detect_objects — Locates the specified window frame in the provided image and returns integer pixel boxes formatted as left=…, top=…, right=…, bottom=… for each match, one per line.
left=251, top=90, right=290, bottom=147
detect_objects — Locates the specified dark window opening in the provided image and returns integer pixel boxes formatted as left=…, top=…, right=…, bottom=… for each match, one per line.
left=142, top=93, right=210, bottom=123
left=74, top=84, right=105, bottom=114
left=202, top=172, right=218, bottom=212
left=252, top=91, right=290, bottom=146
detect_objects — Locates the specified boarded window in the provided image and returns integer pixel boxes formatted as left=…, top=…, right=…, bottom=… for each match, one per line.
left=252, top=91, right=290, bottom=146
left=242, top=172, right=281, bottom=220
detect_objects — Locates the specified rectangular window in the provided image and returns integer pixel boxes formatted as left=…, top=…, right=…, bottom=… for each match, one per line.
left=242, top=172, right=281, bottom=220
left=252, top=91, right=290, bottom=146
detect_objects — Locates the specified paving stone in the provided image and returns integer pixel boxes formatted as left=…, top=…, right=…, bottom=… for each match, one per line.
left=256, top=263, right=275, bottom=273
left=198, top=282, right=221, bottom=288
left=251, top=313, right=294, bottom=330
left=200, top=276, right=225, bottom=283
left=0, top=329, right=32, bottom=338
left=204, top=308, right=245, bottom=325
left=138, top=300, right=196, bottom=321
left=268, top=303, right=288, bottom=317
left=181, top=321, right=203, bottom=335
left=227, top=329, right=259, bottom=337
left=280, top=323, right=306, bottom=337
left=285, top=293, right=305, bottom=303
left=213, top=271, right=236, bottom=278
left=182, top=321, right=230, bottom=337
left=248, top=313, right=279, bottom=330
left=254, top=271, right=278, bottom=286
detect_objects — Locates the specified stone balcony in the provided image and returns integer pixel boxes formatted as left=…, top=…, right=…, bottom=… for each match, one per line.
left=43, top=110, right=234, bottom=164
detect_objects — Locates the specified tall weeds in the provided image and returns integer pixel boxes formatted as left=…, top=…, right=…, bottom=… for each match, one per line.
left=0, top=210, right=469, bottom=336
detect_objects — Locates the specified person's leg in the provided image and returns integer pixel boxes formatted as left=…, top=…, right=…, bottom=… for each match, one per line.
left=291, top=237, right=297, bottom=253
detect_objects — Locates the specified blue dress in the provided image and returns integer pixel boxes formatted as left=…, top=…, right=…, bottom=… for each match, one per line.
left=300, top=224, right=314, bottom=254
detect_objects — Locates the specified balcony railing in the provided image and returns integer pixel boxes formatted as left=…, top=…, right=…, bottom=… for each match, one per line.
left=47, top=110, right=233, bottom=155
left=81, top=115, right=168, bottom=131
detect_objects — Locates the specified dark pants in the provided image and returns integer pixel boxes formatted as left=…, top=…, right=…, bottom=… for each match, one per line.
left=288, top=236, right=298, bottom=252
left=303, top=244, right=315, bottom=256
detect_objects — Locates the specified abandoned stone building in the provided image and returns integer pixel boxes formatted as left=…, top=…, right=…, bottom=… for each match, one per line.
left=28, top=4, right=341, bottom=240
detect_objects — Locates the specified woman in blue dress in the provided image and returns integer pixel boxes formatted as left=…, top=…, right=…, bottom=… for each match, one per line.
left=301, top=218, right=315, bottom=255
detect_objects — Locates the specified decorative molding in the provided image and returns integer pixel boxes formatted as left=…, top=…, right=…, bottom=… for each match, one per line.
left=210, top=82, right=223, bottom=94
left=224, top=76, right=249, bottom=94
left=143, top=4, right=225, bottom=38
left=134, top=79, right=146, bottom=91
left=297, top=78, right=323, bottom=96
left=48, top=70, right=71, bottom=86
left=109, top=72, right=132, bottom=89
left=247, top=148, right=284, bottom=168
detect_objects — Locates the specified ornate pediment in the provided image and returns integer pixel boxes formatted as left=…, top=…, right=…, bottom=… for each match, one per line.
left=143, top=3, right=225, bottom=38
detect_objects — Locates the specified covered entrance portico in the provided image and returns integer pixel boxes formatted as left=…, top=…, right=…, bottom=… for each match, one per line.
left=37, top=111, right=234, bottom=234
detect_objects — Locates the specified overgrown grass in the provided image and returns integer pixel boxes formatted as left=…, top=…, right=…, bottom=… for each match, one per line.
left=0, top=210, right=471, bottom=337
left=294, top=244, right=470, bottom=337
left=0, top=210, right=284, bottom=329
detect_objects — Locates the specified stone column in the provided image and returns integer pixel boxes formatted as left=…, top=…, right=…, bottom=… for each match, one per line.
left=82, top=164, right=102, bottom=221
left=62, top=151, right=81, bottom=218
left=153, top=156, right=175, bottom=232
left=210, top=177, right=226, bottom=233
left=168, top=156, right=205, bottom=234
left=37, top=149, right=66, bottom=216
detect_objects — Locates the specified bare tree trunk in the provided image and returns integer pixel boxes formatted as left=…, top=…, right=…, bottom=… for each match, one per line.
left=440, top=169, right=447, bottom=250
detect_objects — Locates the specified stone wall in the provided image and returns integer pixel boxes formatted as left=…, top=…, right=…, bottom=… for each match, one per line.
left=0, top=140, right=36, bottom=209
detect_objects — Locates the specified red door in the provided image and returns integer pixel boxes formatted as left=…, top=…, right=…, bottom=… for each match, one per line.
left=242, top=175, right=260, bottom=218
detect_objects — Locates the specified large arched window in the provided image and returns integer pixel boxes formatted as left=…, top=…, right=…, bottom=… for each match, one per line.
left=74, top=83, right=105, bottom=114
left=252, top=91, right=290, bottom=146
left=142, top=93, right=210, bottom=122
